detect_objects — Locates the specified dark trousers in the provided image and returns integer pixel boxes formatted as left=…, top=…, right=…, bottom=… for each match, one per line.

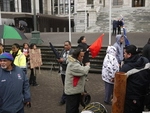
left=66, top=94, right=81, bottom=113
left=104, top=82, right=114, bottom=103
left=29, top=69, right=37, bottom=85
left=118, top=26, right=121, bottom=34
left=112, top=27, right=116, bottom=35
left=124, top=99, right=144, bottom=113
left=61, top=74, right=66, bottom=102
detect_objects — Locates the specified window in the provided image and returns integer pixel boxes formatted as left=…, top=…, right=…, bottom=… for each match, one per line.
left=21, top=0, right=31, bottom=13
left=0, top=0, right=15, bottom=12
left=113, top=0, right=123, bottom=5
left=87, top=0, right=93, bottom=4
left=99, top=0, right=102, bottom=4
left=132, top=0, right=145, bottom=7
left=39, top=0, right=43, bottom=13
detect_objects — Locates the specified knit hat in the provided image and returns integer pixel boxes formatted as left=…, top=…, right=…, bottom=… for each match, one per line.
left=0, top=52, right=14, bottom=61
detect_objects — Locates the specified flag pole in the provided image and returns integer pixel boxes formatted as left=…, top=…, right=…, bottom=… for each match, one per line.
left=109, top=0, right=112, bottom=45
left=68, top=0, right=71, bottom=42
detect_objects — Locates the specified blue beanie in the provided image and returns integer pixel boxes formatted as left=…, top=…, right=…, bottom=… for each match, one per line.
left=0, top=52, right=14, bottom=61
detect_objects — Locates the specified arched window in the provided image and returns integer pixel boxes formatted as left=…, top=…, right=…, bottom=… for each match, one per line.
left=21, top=0, right=31, bottom=13
left=0, top=0, right=15, bottom=12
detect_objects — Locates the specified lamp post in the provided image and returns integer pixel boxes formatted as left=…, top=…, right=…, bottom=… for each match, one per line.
left=30, top=0, right=43, bottom=45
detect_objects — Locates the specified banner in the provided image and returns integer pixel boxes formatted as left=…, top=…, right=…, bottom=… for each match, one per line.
left=29, top=49, right=42, bottom=68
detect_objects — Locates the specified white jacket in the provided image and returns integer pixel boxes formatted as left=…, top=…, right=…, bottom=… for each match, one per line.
left=102, top=46, right=119, bottom=84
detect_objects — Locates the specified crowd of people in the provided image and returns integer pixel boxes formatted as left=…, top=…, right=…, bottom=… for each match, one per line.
left=0, top=33, right=150, bottom=113
left=0, top=42, right=41, bottom=113
left=112, top=17, right=124, bottom=35
left=102, top=35, right=150, bottom=113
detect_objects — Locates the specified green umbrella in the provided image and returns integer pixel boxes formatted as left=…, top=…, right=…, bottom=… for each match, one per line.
left=0, top=25, right=27, bottom=40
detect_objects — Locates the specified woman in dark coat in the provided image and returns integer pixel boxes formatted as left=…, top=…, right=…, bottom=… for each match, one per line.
left=77, top=36, right=90, bottom=66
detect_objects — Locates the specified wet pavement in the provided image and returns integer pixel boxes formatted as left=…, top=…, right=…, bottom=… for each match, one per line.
left=24, top=70, right=112, bottom=113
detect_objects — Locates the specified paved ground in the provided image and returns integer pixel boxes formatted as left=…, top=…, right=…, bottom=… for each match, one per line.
left=24, top=70, right=112, bottom=113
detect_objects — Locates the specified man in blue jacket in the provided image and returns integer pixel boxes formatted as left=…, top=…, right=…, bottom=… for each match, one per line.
left=0, top=52, right=31, bottom=113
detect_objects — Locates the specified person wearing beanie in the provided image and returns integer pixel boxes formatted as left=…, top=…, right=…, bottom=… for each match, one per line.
left=0, top=52, right=31, bottom=113
left=120, top=45, right=150, bottom=113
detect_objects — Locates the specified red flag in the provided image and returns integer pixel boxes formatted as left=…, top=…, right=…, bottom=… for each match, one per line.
left=89, top=34, right=104, bottom=58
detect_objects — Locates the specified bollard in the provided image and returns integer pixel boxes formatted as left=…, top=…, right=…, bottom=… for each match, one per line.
left=50, top=28, right=53, bottom=32
left=44, top=28, right=46, bottom=32
left=111, top=72, right=127, bottom=113
left=64, top=27, right=66, bottom=32
left=57, top=27, right=59, bottom=32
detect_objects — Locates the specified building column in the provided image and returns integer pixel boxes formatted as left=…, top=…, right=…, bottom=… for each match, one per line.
left=15, top=0, right=21, bottom=12
left=31, top=0, right=39, bottom=14
left=47, top=0, right=51, bottom=14
left=145, top=0, right=150, bottom=7
left=36, top=0, right=40, bottom=13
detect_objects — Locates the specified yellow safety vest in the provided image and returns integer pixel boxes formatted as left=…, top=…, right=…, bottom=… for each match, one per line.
left=10, top=50, right=26, bottom=68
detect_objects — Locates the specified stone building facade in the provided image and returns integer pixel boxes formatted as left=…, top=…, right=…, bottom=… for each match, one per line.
left=0, top=0, right=150, bottom=32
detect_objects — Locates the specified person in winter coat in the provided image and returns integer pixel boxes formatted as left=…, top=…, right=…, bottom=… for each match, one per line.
left=113, top=34, right=124, bottom=65
left=57, top=40, right=74, bottom=105
left=10, top=43, right=27, bottom=74
left=102, top=46, right=119, bottom=105
left=117, top=18, right=123, bottom=34
left=65, top=48, right=90, bottom=113
left=77, top=36, right=90, bottom=66
left=0, top=52, right=31, bottom=113
left=112, top=19, right=118, bottom=35
left=29, top=43, right=39, bottom=86
left=120, top=45, right=150, bottom=113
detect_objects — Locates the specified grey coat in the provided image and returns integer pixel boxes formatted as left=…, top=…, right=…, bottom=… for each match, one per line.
left=65, top=56, right=90, bottom=95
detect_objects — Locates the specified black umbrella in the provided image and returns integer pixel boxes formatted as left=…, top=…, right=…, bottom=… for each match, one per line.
left=49, top=42, right=60, bottom=59
left=19, top=20, right=27, bottom=26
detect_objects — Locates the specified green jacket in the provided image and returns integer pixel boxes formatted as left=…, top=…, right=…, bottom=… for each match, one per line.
left=65, top=56, right=90, bottom=95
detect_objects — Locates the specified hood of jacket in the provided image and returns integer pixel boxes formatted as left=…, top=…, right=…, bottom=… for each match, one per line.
left=106, top=46, right=117, bottom=56
left=116, top=34, right=123, bottom=44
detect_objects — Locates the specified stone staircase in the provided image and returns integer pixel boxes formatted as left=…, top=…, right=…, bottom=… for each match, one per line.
left=86, top=7, right=150, bottom=33
left=4, top=45, right=107, bottom=73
